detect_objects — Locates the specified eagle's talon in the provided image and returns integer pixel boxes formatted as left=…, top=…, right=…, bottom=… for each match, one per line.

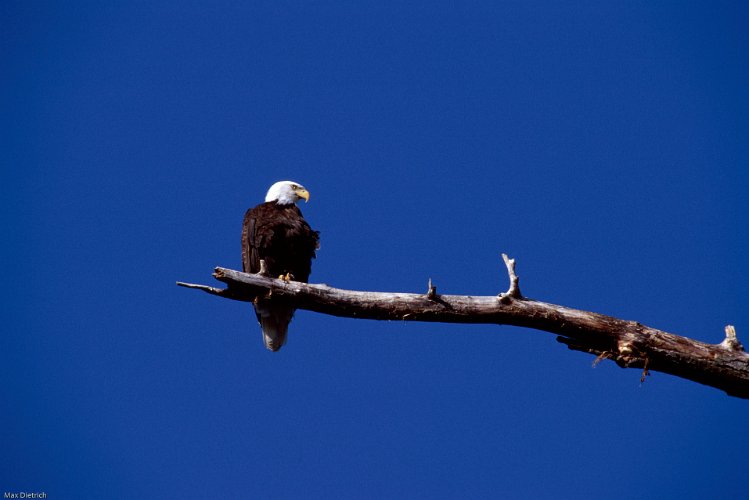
left=279, top=272, right=294, bottom=282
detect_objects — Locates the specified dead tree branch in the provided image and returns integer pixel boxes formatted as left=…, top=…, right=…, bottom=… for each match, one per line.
left=177, top=256, right=748, bottom=399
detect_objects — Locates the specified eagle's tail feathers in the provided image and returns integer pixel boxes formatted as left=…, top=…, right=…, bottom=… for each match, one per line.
left=256, top=304, right=294, bottom=352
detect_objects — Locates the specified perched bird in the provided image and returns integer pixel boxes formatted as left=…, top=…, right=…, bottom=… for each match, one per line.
left=241, top=181, right=320, bottom=351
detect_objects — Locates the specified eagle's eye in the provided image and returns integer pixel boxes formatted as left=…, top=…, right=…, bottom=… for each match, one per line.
left=291, top=185, right=299, bottom=190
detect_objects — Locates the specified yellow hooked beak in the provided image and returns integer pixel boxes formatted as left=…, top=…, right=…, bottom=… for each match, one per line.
left=297, top=188, right=310, bottom=202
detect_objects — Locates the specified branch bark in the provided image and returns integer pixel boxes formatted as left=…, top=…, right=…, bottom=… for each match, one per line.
left=177, top=258, right=748, bottom=399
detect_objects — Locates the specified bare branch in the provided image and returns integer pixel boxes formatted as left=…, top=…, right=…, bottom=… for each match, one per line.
left=178, top=263, right=749, bottom=399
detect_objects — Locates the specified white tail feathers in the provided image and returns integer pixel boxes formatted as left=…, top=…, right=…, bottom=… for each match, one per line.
left=255, top=302, right=295, bottom=351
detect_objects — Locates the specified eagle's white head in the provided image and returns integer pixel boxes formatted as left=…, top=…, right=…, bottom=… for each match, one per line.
left=265, top=180, right=311, bottom=205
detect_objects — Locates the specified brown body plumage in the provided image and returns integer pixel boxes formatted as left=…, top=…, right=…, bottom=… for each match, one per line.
left=241, top=196, right=319, bottom=351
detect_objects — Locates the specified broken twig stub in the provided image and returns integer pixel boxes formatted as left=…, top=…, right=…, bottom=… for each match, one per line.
left=499, top=253, right=522, bottom=302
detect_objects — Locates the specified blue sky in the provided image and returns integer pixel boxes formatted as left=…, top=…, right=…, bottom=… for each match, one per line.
left=3, top=1, right=748, bottom=498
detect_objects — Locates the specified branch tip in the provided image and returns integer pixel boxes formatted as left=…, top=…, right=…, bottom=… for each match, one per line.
left=258, top=259, right=269, bottom=276
left=592, top=351, right=611, bottom=367
left=176, top=281, right=220, bottom=293
left=640, top=357, right=651, bottom=384
left=176, top=280, right=250, bottom=301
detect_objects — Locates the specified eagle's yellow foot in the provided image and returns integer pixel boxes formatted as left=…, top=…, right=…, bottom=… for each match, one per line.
left=278, top=272, right=294, bottom=282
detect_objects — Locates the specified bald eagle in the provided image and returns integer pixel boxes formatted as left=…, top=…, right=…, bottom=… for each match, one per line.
left=241, top=181, right=320, bottom=351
